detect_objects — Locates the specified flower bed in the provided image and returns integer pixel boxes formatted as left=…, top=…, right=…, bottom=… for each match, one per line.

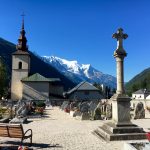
left=35, top=107, right=44, bottom=115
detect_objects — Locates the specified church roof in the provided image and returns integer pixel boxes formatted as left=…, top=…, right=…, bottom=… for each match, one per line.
left=66, top=81, right=99, bottom=95
left=22, top=73, right=60, bottom=82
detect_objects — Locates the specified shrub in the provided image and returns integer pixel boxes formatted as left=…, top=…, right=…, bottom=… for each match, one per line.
left=36, top=101, right=46, bottom=108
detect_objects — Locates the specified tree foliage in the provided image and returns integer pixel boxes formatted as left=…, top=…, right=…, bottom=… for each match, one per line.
left=93, top=83, right=115, bottom=98
left=0, top=57, right=8, bottom=98
left=93, top=82, right=103, bottom=94
left=125, top=68, right=150, bottom=96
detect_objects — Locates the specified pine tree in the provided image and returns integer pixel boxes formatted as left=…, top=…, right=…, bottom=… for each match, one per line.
left=0, top=57, right=7, bottom=99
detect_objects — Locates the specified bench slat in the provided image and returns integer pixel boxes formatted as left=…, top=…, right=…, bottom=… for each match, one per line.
left=8, top=125, right=23, bottom=138
left=0, top=125, right=8, bottom=137
left=9, top=131, right=23, bottom=134
left=0, top=134, right=9, bottom=137
left=0, top=128, right=8, bottom=130
left=9, top=129, right=22, bottom=132
left=9, top=135, right=23, bottom=138
left=9, top=132, right=22, bottom=135
left=0, top=130, right=8, bottom=134
left=0, top=129, right=8, bottom=132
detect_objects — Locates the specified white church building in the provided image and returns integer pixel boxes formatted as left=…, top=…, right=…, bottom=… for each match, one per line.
left=11, top=19, right=63, bottom=101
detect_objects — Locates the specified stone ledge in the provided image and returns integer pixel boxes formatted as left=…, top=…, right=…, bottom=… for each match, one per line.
left=93, top=123, right=146, bottom=141
left=102, top=122, right=144, bottom=134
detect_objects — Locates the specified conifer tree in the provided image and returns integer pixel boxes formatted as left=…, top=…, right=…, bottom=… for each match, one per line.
left=0, top=56, right=7, bottom=98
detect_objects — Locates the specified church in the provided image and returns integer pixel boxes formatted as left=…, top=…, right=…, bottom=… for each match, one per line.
left=10, top=18, right=103, bottom=102
left=11, top=19, right=64, bottom=101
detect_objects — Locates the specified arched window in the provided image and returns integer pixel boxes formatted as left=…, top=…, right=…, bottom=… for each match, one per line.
left=18, top=62, right=22, bottom=69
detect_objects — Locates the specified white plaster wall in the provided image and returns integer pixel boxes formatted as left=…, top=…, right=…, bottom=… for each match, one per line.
left=146, top=95, right=150, bottom=99
left=11, top=54, right=30, bottom=100
left=12, top=55, right=30, bottom=70
left=132, top=94, right=145, bottom=99
left=11, top=70, right=29, bottom=100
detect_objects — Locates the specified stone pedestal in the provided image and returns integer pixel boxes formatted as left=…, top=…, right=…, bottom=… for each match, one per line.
left=112, top=94, right=132, bottom=126
left=93, top=122, right=146, bottom=141
left=93, top=94, right=146, bottom=141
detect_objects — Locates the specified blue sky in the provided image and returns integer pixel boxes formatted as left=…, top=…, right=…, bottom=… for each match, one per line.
left=0, top=0, right=150, bottom=82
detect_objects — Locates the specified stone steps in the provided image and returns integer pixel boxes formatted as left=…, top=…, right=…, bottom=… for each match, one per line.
left=102, top=123, right=144, bottom=134
left=93, top=123, right=147, bottom=141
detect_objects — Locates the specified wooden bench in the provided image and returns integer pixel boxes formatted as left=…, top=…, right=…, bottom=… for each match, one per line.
left=0, top=124, right=32, bottom=146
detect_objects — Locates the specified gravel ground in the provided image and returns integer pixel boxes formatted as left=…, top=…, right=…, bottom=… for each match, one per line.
left=0, top=107, right=149, bottom=150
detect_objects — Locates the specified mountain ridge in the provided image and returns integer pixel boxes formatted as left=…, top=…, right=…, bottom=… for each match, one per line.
left=125, top=67, right=150, bottom=95
left=41, top=56, right=117, bottom=88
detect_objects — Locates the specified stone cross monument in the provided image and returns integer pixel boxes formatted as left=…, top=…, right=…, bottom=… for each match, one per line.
left=111, top=28, right=131, bottom=126
left=112, top=28, right=128, bottom=95
left=93, top=28, right=146, bottom=141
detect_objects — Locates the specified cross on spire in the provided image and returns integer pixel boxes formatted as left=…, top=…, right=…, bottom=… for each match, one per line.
left=112, top=28, right=128, bottom=50
left=21, top=12, right=25, bottom=29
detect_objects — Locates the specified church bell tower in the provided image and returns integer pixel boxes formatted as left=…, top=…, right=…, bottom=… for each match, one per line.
left=11, top=16, right=30, bottom=100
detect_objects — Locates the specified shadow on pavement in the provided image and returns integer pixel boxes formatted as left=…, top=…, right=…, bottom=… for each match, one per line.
left=0, top=141, right=63, bottom=149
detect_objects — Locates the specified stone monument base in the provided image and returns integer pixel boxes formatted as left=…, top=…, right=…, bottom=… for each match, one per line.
left=93, top=122, right=146, bottom=141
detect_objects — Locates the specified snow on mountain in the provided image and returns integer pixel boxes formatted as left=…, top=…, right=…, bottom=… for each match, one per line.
left=41, top=56, right=116, bottom=88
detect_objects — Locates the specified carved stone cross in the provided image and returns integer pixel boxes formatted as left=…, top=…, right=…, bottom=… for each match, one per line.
left=112, top=28, right=128, bottom=50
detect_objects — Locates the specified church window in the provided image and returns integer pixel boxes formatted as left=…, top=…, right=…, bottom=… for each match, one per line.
left=18, top=62, right=22, bottom=69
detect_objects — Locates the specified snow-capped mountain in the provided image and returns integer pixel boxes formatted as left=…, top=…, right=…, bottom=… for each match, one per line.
left=41, top=56, right=116, bottom=88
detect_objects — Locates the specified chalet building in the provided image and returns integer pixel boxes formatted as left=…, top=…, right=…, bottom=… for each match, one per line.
left=64, top=81, right=103, bottom=101
left=132, top=89, right=150, bottom=100
left=131, top=89, right=150, bottom=109
left=11, top=18, right=63, bottom=101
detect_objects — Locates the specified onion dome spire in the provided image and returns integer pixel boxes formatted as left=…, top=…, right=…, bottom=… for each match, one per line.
left=16, top=13, right=28, bottom=51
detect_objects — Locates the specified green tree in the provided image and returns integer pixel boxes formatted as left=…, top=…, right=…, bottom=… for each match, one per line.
left=93, top=82, right=103, bottom=94
left=0, top=57, right=7, bottom=99
left=112, top=88, right=116, bottom=94
left=105, top=86, right=111, bottom=99
left=141, top=78, right=147, bottom=89
left=131, top=84, right=139, bottom=93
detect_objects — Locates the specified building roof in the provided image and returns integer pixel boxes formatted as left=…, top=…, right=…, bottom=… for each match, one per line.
left=66, top=81, right=99, bottom=95
left=133, top=89, right=150, bottom=94
left=22, top=73, right=60, bottom=82
left=12, top=50, right=30, bottom=55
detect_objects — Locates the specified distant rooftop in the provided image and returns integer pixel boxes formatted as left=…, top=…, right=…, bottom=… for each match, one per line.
left=22, top=73, right=60, bottom=82
left=67, top=81, right=99, bottom=95
left=133, top=89, right=150, bottom=94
